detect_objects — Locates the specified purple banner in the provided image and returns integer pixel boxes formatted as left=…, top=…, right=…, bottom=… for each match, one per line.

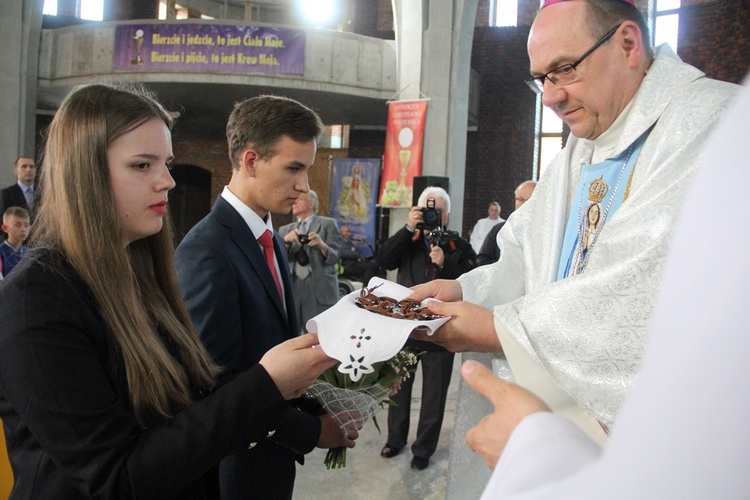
left=113, top=24, right=305, bottom=74
left=332, top=158, right=381, bottom=257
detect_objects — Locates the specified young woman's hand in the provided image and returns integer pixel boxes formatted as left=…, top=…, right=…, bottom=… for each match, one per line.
left=259, top=334, right=336, bottom=400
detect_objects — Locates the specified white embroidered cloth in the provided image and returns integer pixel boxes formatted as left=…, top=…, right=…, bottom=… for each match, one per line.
left=306, top=277, right=451, bottom=381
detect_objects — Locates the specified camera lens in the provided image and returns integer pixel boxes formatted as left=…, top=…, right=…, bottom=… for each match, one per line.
left=426, top=210, right=439, bottom=225
left=298, top=234, right=309, bottom=244
left=420, top=207, right=441, bottom=228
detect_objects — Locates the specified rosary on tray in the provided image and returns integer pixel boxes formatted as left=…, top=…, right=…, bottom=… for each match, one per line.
left=353, top=284, right=446, bottom=321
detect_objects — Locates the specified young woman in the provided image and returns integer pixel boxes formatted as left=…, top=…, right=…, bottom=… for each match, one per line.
left=0, top=84, right=335, bottom=498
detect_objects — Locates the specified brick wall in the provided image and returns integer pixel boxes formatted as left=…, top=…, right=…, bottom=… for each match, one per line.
left=476, top=0, right=491, bottom=27
left=376, top=0, right=394, bottom=34
left=679, top=0, right=750, bottom=84
left=351, top=1, right=385, bottom=38
left=172, top=131, right=229, bottom=206
left=348, top=129, right=386, bottom=160
left=461, top=25, right=536, bottom=233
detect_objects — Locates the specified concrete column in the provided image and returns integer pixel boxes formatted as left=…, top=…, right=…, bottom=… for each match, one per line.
left=391, top=0, right=477, bottom=232
left=391, top=0, right=424, bottom=100
left=0, top=0, right=43, bottom=186
left=388, top=0, right=426, bottom=250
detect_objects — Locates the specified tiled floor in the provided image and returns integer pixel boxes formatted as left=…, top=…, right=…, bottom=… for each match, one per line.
left=293, top=357, right=460, bottom=500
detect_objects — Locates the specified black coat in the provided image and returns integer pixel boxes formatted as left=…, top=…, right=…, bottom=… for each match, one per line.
left=376, top=225, right=476, bottom=287
left=376, top=226, right=476, bottom=352
left=476, top=221, right=506, bottom=266
left=0, top=183, right=32, bottom=216
left=0, top=248, right=288, bottom=499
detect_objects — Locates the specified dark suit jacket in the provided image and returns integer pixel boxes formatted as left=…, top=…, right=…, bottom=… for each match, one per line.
left=476, top=221, right=506, bottom=266
left=0, top=248, right=288, bottom=499
left=175, top=196, right=321, bottom=500
left=279, top=214, right=340, bottom=307
left=376, top=225, right=477, bottom=352
left=0, top=183, right=31, bottom=215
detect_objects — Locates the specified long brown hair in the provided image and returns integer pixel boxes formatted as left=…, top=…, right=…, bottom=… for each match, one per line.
left=33, top=84, right=220, bottom=427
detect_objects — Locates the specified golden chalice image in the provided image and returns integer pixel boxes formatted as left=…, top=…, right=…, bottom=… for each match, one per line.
left=398, top=149, right=412, bottom=187
left=131, top=29, right=145, bottom=65
left=397, top=127, right=414, bottom=189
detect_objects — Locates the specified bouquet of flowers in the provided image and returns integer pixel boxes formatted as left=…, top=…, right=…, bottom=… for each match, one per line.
left=305, top=277, right=452, bottom=469
left=306, top=347, right=419, bottom=469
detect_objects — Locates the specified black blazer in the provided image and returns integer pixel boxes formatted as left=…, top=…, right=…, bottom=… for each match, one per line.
left=0, top=248, right=288, bottom=499
left=175, top=197, right=320, bottom=500
left=0, top=183, right=31, bottom=215
left=476, top=221, right=506, bottom=266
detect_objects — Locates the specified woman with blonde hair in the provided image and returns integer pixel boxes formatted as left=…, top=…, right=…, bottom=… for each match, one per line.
left=0, top=84, right=335, bottom=498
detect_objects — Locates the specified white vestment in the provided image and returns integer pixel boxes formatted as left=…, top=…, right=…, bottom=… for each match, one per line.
left=470, top=216, right=505, bottom=253
left=446, top=45, right=739, bottom=498
left=482, top=77, right=750, bottom=500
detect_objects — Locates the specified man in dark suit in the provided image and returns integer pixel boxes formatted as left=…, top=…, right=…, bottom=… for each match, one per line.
left=279, top=190, right=340, bottom=331
left=1, top=156, right=37, bottom=218
left=175, top=96, right=355, bottom=500
left=476, top=180, right=536, bottom=266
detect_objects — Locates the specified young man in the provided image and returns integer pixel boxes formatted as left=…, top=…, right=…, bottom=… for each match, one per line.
left=0, top=207, right=30, bottom=277
left=175, top=95, right=355, bottom=500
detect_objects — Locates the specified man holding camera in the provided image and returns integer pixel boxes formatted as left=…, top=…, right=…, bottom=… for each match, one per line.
left=280, top=189, right=341, bottom=332
left=376, top=186, right=476, bottom=470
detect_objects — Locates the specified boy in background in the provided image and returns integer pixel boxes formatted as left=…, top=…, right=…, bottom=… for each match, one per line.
left=1, top=207, right=30, bottom=277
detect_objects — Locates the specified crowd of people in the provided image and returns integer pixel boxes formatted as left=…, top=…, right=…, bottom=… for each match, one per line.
left=0, top=0, right=747, bottom=497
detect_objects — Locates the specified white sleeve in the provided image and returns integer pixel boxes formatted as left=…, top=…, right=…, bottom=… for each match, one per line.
left=481, top=413, right=601, bottom=499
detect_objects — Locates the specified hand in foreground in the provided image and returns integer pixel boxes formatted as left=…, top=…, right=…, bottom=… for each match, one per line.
left=408, top=279, right=463, bottom=303
left=463, top=360, right=550, bottom=470
left=410, top=300, right=501, bottom=353
left=317, top=412, right=359, bottom=449
left=259, top=334, right=336, bottom=400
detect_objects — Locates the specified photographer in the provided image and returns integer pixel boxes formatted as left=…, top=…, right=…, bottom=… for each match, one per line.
left=376, top=186, right=476, bottom=470
left=280, top=190, right=341, bottom=333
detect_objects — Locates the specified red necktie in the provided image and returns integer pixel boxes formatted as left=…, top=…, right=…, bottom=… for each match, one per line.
left=258, top=230, right=283, bottom=299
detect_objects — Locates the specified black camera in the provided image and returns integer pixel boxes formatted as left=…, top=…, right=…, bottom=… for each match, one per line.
left=418, top=197, right=442, bottom=230
left=425, top=227, right=460, bottom=246
left=298, top=233, right=309, bottom=245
